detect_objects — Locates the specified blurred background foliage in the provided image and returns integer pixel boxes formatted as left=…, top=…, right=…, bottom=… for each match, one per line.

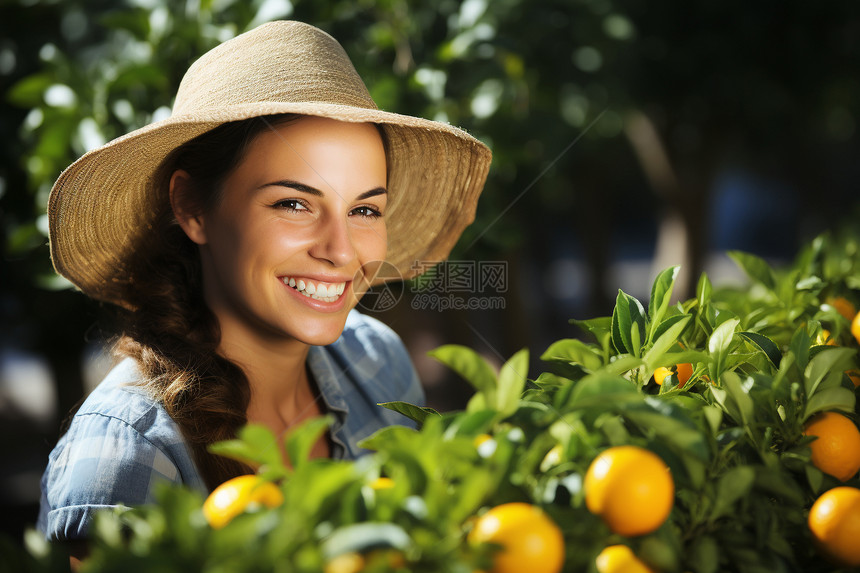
left=3, top=0, right=860, bottom=547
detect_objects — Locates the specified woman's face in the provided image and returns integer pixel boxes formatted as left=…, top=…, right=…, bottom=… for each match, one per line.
left=185, top=116, right=388, bottom=347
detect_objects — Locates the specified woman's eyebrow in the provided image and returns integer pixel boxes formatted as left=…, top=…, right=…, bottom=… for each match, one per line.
left=261, top=180, right=388, bottom=200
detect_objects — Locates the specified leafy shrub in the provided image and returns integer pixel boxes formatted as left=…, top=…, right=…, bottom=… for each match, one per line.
left=9, top=230, right=860, bottom=572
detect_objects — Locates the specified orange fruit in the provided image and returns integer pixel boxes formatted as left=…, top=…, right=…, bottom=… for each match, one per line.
left=324, top=552, right=366, bottom=573
left=815, top=329, right=838, bottom=346
left=585, top=445, right=674, bottom=537
left=595, top=545, right=655, bottom=573
left=808, top=486, right=860, bottom=567
left=852, top=311, right=860, bottom=345
left=202, top=474, right=284, bottom=529
left=653, top=363, right=693, bottom=388
left=845, top=370, right=860, bottom=387
left=803, top=412, right=860, bottom=482
left=369, top=477, right=395, bottom=490
left=827, top=296, right=857, bottom=322
left=468, top=502, right=564, bottom=573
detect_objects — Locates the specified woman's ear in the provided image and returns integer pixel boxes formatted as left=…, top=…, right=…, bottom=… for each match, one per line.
left=169, top=169, right=208, bottom=245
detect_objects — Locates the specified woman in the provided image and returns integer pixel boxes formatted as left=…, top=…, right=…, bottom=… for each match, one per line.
left=37, top=20, right=491, bottom=547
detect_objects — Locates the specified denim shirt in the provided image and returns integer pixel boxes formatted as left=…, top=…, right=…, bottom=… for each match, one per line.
left=37, top=311, right=424, bottom=541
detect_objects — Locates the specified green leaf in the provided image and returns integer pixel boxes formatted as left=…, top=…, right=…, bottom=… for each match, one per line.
left=688, top=535, right=720, bottom=573
left=610, top=290, right=647, bottom=356
left=711, top=466, right=755, bottom=521
left=738, top=331, right=781, bottom=368
left=648, top=266, right=680, bottom=341
left=497, top=349, right=528, bottom=415
left=721, top=372, right=755, bottom=428
left=321, top=523, right=412, bottom=560
left=7, top=73, right=53, bottom=107
left=650, top=314, right=689, bottom=348
left=540, top=338, right=603, bottom=371
left=378, top=401, right=441, bottom=426
left=708, top=318, right=740, bottom=379
left=696, top=272, right=713, bottom=309
left=790, top=326, right=811, bottom=370
left=284, top=416, right=334, bottom=470
left=728, top=250, right=776, bottom=290
left=428, top=345, right=497, bottom=398
left=804, top=346, right=856, bottom=398
left=209, top=423, right=283, bottom=472
left=563, top=373, right=643, bottom=410
left=643, top=315, right=691, bottom=371
left=804, top=387, right=856, bottom=420
left=570, top=316, right=612, bottom=342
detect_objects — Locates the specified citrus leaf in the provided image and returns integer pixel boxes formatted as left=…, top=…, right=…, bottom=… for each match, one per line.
left=541, top=338, right=603, bottom=371
left=728, top=250, right=776, bottom=290
left=570, top=316, right=612, bottom=342
left=738, top=331, right=781, bottom=368
left=803, top=386, right=856, bottom=421
left=709, top=318, right=740, bottom=379
left=721, top=372, right=755, bottom=428
left=648, top=266, right=680, bottom=341
left=563, top=373, right=642, bottom=410
left=650, top=314, right=689, bottom=349
left=497, top=349, right=528, bottom=415
left=643, top=314, right=691, bottom=371
left=711, top=466, right=755, bottom=521
left=321, top=523, right=412, bottom=560
left=429, top=345, right=497, bottom=398
left=285, top=416, right=334, bottom=471
left=688, top=535, right=720, bottom=573
left=378, top=401, right=441, bottom=426
left=803, top=346, right=856, bottom=398
left=696, top=272, right=713, bottom=309
left=611, top=290, right=647, bottom=356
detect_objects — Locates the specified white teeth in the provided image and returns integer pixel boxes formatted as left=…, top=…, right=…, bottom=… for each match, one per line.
left=282, top=276, right=346, bottom=302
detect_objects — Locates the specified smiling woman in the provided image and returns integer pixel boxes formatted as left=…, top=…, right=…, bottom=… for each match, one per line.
left=35, top=20, right=491, bottom=559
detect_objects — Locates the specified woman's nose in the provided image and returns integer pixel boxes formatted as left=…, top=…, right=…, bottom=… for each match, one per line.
left=308, top=214, right=357, bottom=267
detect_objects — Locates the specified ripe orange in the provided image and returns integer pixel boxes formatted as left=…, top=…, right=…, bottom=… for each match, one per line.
left=803, top=412, right=860, bottom=482
left=808, top=486, right=860, bottom=567
left=815, top=329, right=838, bottom=346
left=202, top=475, right=284, bottom=529
left=585, top=445, right=674, bottom=537
left=369, top=476, right=395, bottom=490
left=845, top=370, right=860, bottom=387
left=827, top=296, right=857, bottom=323
left=852, top=311, right=860, bottom=345
left=468, top=502, right=564, bottom=573
left=324, top=552, right=365, bottom=573
left=653, top=363, right=693, bottom=388
left=595, top=545, right=655, bottom=573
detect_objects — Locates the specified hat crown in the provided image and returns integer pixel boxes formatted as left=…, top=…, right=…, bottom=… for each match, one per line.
left=173, top=21, right=377, bottom=115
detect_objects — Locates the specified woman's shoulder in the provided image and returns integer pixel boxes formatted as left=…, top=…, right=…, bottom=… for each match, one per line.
left=38, top=357, right=205, bottom=541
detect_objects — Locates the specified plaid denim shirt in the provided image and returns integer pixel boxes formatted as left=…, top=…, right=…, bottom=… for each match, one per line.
left=37, top=311, right=424, bottom=541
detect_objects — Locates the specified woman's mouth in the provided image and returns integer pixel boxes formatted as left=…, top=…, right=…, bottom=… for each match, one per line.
left=281, top=276, right=347, bottom=303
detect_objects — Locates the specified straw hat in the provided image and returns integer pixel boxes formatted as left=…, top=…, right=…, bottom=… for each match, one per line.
left=47, top=20, right=491, bottom=308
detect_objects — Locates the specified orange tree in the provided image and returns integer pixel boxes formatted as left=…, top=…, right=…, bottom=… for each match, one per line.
left=8, top=229, right=860, bottom=572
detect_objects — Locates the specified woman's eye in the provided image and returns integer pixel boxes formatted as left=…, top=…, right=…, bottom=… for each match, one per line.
left=351, top=206, right=382, bottom=219
left=273, top=199, right=309, bottom=212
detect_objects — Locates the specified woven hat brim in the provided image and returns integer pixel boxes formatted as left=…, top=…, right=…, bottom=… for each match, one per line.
left=48, top=102, right=492, bottom=308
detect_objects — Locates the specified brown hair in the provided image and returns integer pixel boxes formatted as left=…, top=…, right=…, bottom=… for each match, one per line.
left=113, top=115, right=298, bottom=489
